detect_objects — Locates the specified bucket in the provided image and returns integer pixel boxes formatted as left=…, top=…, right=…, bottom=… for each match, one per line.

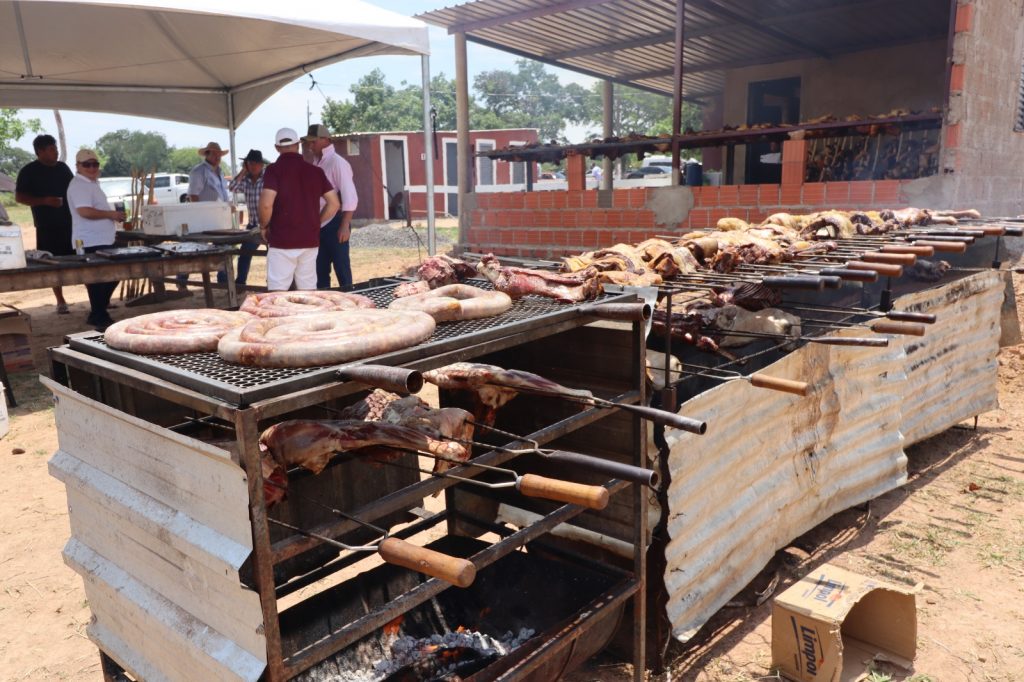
left=684, top=161, right=703, bottom=187
left=0, top=382, right=8, bottom=439
left=704, top=170, right=722, bottom=186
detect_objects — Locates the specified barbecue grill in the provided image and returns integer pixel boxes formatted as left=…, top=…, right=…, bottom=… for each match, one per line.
left=47, top=281, right=654, bottom=682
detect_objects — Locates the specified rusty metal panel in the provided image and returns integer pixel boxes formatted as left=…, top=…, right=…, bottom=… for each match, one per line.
left=44, top=378, right=266, bottom=682
left=660, top=329, right=908, bottom=642
left=895, top=271, right=1003, bottom=444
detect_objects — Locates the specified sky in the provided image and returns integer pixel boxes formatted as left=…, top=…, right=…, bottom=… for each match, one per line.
left=10, top=0, right=599, bottom=170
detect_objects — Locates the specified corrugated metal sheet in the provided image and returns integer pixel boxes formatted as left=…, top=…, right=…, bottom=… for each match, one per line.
left=419, top=0, right=950, bottom=98
left=895, top=271, right=1003, bottom=444
left=44, top=378, right=266, bottom=682
left=661, top=328, right=908, bottom=641
left=658, top=272, right=1004, bottom=643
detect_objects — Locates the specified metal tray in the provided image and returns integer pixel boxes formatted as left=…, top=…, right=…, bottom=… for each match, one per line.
left=95, top=246, right=164, bottom=260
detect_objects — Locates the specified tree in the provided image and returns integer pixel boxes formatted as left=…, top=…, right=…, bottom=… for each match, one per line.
left=579, top=83, right=703, bottom=137
left=0, top=146, right=34, bottom=177
left=473, top=60, right=590, bottom=140
left=0, top=108, right=42, bottom=155
left=167, top=146, right=201, bottom=173
left=94, top=129, right=170, bottom=176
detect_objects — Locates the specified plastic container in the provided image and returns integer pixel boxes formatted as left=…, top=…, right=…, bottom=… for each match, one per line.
left=0, top=382, right=8, bottom=439
left=141, top=202, right=233, bottom=236
left=704, top=171, right=722, bottom=186
left=684, top=161, right=703, bottom=187
left=0, top=227, right=27, bottom=270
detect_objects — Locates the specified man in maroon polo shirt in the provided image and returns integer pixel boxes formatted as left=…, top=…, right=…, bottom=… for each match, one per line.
left=259, top=127, right=340, bottom=290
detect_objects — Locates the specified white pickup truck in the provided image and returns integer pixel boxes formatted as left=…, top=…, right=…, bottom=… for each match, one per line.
left=99, top=173, right=191, bottom=207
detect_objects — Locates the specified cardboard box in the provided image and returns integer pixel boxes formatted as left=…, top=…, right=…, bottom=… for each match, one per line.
left=0, top=303, right=34, bottom=373
left=772, top=563, right=917, bottom=682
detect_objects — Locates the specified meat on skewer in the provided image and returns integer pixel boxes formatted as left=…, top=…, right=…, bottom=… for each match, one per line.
left=258, top=420, right=470, bottom=505
left=476, top=254, right=602, bottom=302
left=423, top=362, right=594, bottom=425
left=394, top=255, right=478, bottom=298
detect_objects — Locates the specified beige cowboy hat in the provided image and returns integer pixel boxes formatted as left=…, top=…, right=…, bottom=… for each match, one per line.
left=198, top=141, right=227, bottom=156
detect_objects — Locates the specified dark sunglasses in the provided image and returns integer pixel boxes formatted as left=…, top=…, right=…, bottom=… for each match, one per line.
left=80, top=160, right=100, bottom=168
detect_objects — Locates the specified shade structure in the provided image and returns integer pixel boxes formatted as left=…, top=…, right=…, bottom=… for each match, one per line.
left=0, top=0, right=430, bottom=128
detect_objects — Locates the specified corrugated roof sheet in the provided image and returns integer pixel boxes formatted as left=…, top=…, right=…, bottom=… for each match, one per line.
left=419, top=0, right=950, bottom=99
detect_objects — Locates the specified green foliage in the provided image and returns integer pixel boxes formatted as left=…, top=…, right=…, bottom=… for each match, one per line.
left=577, top=82, right=703, bottom=139
left=473, top=59, right=590, bottom=140
left=0, top=108, right=42, bottom=154
left=167, top=146, right=201, bottom=173
left=0, top=145, right=34, bottom=177
left=94, top=129, right=170, bottom=176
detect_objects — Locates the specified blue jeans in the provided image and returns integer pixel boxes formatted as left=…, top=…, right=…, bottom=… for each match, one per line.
left=217, top=233, right=261, bottom=286
left=316, top=214, right=352, bottom=290
left=84, top=245, right=117, bottom=326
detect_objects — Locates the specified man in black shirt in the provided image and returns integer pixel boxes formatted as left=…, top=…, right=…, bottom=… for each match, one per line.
left=15, top=134, right=74, bottom=314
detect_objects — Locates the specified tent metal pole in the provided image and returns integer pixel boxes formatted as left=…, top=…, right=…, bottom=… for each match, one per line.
left=422, top=54, right=436, bottom=256
left=227, top=93, right=237, bottom=177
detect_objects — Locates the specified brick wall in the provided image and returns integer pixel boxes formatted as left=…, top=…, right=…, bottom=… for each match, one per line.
left=465, top=180, right=913, bottom=259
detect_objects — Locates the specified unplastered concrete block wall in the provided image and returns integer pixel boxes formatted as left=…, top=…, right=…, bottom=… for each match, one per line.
left=465, top=180, right=914, bottom=259
left=943, top=0, right=1024, bottom=218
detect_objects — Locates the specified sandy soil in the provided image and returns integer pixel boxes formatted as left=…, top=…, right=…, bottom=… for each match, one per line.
left=0, top=220, right=1021, bottom=681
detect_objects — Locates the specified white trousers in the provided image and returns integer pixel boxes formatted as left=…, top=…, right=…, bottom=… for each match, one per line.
left=266, top=247, right=318, bottom=291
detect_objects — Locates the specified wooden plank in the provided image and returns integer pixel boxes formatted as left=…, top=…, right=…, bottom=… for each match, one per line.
left=64, top=486, right=265, bottom=658
left=66, top=539, right=266, bottom=682
left=49, top=452, right=249, bottom=575
left=0, top=253, right=230, bottom=292
left=48, top=379, right=252, bottom=546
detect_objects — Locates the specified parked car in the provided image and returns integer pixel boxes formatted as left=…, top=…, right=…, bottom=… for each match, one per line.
left=625, top=166, right=669, bottom=179
left=539, top=171, right=565, bottom=180
left=99, top=173, right=192, bottom=207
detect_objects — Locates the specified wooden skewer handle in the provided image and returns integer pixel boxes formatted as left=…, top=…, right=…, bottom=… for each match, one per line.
left=749, top=374, right=811, bottom=396
left=910, top=240, right=967, bottom=253
left=980, top=226, right=1006, bottom=236
left=880, top=244, right=935, bottom=256
left=378, top=538, right=476, bottom=588
left=517, top=474, right=610, bottom=510
left=870, top=320, right=926, bottom=337
left=860, top=251, right=917, bottom=265
left=887, top=311, right=937, bottom=324
left=845, top=261, right=903, bottom=277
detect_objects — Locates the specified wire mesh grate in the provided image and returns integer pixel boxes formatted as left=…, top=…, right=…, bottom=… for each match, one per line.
left=69, top=280, right=622, bottom=404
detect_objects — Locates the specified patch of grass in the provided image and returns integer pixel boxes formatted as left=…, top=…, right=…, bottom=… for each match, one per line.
left=865, top=671, right=893, bottom=682
left=4, top=204, right=33, bottom=226
left=907, top=675, right=936, bottom=682
left=889, top=523, right=961, bottom=566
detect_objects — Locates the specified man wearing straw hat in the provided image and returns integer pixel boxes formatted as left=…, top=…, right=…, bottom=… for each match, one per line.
left=179, top=141, right=231, bottom=291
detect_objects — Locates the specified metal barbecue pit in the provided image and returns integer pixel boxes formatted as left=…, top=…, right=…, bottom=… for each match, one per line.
left=65, top=279, right=633, bottom=406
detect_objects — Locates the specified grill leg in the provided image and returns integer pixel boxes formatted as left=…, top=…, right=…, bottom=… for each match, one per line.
left=99, top=652, right=124, bottom=681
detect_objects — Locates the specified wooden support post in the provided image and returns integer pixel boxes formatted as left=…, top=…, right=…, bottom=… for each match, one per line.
left=602, top=80, right=614, bottom=190
left=455, top=32, right=472, bottom=242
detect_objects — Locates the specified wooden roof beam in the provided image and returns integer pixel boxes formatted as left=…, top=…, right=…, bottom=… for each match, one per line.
left=447, top=0, right=615, bottom=35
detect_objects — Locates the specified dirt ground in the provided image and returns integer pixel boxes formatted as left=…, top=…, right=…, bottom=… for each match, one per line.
left=0, top=219, right=1022, bottom=681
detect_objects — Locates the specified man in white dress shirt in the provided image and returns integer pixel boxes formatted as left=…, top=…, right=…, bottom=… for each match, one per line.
left=302, top=124, right=358, bottom=290
left=65, top=149, right=126, bottom=331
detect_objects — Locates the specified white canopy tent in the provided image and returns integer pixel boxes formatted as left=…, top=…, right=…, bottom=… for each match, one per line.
left=0, top=0, right=438, bottom=250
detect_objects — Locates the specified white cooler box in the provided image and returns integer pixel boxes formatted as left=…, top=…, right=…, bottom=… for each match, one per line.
left=0, top=227, right=27, bottom=270
left=141, top=202, right=233, bottom=236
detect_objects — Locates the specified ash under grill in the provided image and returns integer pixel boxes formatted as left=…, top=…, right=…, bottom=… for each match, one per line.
left=67, top=280, right=624, bottom=405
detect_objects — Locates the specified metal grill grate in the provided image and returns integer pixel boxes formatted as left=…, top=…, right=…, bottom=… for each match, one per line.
left=68, top=280, right=624, bottom=405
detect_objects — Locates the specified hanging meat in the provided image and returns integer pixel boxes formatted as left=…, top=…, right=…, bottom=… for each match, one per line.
left=340, top=389, right=475, bottom=474
left=476, top=253, right=602, bottom=302
left=423, top=362, right=594, bottom=425
left=258, top=419, right=471, bottom=505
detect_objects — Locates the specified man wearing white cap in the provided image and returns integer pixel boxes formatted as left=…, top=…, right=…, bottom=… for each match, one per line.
left=66, top=149, right=126, bottom=330
left=259, top=128, right=339, bottom=291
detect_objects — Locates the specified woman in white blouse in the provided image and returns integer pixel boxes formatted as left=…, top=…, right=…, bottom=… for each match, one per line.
left=66, top=149, right=125, bottom=331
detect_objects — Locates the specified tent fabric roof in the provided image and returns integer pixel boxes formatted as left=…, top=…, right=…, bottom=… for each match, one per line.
left=419, top=0, right=949, bottom=99
left=0, top=0, right=430, bottom=128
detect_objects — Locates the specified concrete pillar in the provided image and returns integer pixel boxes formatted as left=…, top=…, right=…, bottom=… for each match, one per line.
left=455, top=32, right=472, bottom=244
left=601, top=80, right=613, bottom=190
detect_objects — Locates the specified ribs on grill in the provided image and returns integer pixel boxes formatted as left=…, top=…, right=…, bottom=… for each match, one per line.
left=394, top=255, right=478, bottom=298
left=423, top=362, right=594, bottom=425
left=476, top=253, right=602, bottom=302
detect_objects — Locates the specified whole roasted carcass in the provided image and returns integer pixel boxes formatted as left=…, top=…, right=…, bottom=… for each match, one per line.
left=476, top=253, right=602, bottom=302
